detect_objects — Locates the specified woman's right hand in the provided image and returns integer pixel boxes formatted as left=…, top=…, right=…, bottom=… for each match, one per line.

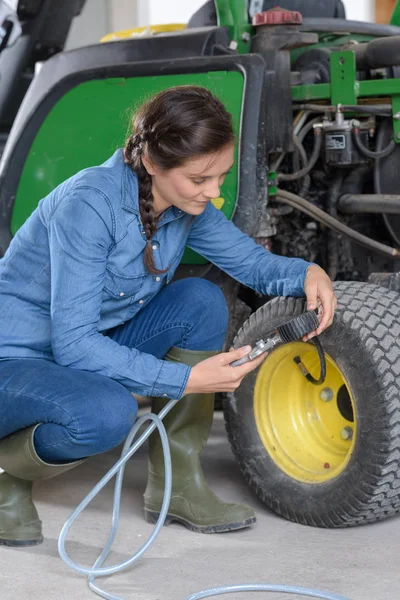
left=183, top=346, right=268, bottom=396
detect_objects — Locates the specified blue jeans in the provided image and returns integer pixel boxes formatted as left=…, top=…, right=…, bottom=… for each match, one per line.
left=0, top=278, right=228, bottom=463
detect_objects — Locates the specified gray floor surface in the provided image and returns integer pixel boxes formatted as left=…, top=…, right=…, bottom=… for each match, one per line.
left=1, top=408, right=398, bottom=600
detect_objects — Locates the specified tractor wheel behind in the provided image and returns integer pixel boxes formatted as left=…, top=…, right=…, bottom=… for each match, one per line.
left=224, top=282, right=400, bottom=527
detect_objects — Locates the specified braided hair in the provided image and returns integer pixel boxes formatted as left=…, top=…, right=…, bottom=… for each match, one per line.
left=124, top=86, right=234, bottom=274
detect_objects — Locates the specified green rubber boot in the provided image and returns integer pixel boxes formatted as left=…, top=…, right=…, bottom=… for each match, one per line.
left=144, top=347, right=256, bottom=533
left=0, top=425, right=84, bottom=546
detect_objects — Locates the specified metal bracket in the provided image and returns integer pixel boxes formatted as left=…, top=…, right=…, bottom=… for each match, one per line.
left=268, top=170, right=277, bottom=197
left=330, top=50, right=358, bottom=106
left=215, top=0, right=252, bottom=54
left=392, top=96, right=400, bottom=144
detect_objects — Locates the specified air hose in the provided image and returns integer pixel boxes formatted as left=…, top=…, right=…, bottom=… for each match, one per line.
left=58, top=311, right=350, bottom=600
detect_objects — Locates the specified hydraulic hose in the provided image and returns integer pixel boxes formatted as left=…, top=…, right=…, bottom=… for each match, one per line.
left=275, top=188, right=399, bottom=258
left=339, top=194, right=400, bottom=214
left=278, top=128, right=322, bottom=182
left=352, top=127, right=396, bottom=159
left=58, top=395, right=350, bottom=600
left=271, top=116, right=321, bottom=173
left=293, top=134, right=308, bottom=169
left=300, top=18, right=400, bottom=38
left=292, top=135, right=311, bottom=196
left=295, top=104, right=392, bottom=117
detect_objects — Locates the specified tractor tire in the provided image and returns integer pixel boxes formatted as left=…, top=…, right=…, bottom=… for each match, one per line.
left=223, top=281, right=400, bottom=527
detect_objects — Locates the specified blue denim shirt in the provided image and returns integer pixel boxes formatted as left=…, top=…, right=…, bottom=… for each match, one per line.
left=0, top=150, right=311, bottom=399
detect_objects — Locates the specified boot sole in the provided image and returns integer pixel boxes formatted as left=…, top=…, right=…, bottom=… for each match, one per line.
left=0, top=535, right=43, bottom=547
left=144, top=509, right=256, bottom=533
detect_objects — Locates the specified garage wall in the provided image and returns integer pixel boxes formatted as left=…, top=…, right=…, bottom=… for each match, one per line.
left=65, top=0, right=139, bottom=50
left=343, top=0, right=374, bottom=22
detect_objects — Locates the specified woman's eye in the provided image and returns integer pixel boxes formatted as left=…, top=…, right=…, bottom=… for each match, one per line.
left=193, top=179, right=205, bottom=185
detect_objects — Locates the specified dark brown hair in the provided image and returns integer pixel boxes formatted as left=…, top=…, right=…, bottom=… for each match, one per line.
left=124, top=85, right=234, bottom=274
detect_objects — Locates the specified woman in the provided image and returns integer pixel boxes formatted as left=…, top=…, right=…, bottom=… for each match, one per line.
left=0, top=85, right=336, bottom=546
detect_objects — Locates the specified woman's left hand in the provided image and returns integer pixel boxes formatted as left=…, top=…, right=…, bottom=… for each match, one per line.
left=303, top=264, right=337, bottom=341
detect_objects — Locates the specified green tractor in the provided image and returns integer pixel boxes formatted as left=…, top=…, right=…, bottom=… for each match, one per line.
left=3, top=0, right=400, bottom=529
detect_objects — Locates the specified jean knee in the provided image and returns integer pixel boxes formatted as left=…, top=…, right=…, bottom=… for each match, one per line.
left=176, top=278, right=229, bottom=349
left=82, top=387, right=138, bottom=453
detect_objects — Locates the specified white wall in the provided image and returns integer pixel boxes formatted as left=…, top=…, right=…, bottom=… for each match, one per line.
left=138, top=0, right=209, bottom=26
left=66, top=0, right=139, bottom=50
left=342, top=0, right=374, bottom=22
left=66, top=0, right=108, bottom=49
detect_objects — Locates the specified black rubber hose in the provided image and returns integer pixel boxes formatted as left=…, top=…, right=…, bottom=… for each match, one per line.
left=271, top=116, right=320, bottom=174
left=275, top=188, right=399, bottom=258
left=347, top=36, right=400, bottom=70
left=339, top=194, right=400, bottom=214
left=292, top=135, right=308, bottom=171
left=292, top=135, right=311, bottom=194
left=294, top=337, right=326, bottom=386
left=296, top=104, right=392, bottom=117
left=292, top=136, right=311, bottom=197
left=278, top=128, right=322, bottom=182
left=353, top=127, right=396, bottom=159
left=300, top=18, right=400, bottom=37
left=297, top=116, right=323, bottom=142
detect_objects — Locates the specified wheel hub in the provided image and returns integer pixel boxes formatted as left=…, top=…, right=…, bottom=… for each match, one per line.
left=254, top=341, right=356, bottom=483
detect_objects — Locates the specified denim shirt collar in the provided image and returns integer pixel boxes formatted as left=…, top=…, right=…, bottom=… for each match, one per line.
left=120, top=152, right=185, bottom=224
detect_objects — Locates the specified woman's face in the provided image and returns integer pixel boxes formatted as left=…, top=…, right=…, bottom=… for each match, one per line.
left=143, top=144, right=235, bottom=216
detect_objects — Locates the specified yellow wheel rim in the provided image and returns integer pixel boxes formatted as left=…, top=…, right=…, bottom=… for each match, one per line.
left=254, top=342, right=356, bottom=484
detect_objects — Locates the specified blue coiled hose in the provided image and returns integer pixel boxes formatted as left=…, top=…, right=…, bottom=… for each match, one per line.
left=58, top=399, right=351, bottom=600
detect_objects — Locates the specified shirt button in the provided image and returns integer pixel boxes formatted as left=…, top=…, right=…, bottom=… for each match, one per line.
left=152, top=244, right=157, bottom=250
left=155, top=276, right=161, bottom=282
left=119, top=292, right=125, bottom=297
left=163, top=393, right=168, bottom=397
left=138, top=299, right=144, bottom=304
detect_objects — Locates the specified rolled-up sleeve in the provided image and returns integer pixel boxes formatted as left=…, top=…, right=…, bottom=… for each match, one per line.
left=48, top=187, right=190, bottom=399
left=187, top=202, right=311, bottom=297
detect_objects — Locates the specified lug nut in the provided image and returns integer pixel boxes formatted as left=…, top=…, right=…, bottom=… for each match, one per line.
left=341, top=426, right=353, bottom=441
left=319, top=387, right=333, bottom=402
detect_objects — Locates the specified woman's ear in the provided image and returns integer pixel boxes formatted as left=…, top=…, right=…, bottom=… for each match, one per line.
left=141, top=154, right=156, bottom=176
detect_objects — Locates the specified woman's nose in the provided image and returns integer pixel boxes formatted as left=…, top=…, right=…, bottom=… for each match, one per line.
left=204, top=180, right=220, bottom=199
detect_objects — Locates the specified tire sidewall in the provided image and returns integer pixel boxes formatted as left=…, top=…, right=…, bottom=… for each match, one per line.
left=224, top=283, right=400, bottom=524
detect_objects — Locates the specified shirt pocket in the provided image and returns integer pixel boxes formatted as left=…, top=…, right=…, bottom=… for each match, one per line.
left=103, top=269, right=146, bottom=304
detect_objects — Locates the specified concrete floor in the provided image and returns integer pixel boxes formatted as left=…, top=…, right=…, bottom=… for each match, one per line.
left=1, top=409, right=399, bottom=600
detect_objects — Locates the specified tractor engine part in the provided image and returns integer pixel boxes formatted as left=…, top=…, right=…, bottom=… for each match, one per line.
left=348, top=35, right=400, bottom=71
left=352, top=122, right=396, bottom=159
left=278, top=125, right=322, bottom=182
left=375, top=119, right=400, bottom=246
left=339, top=194, right=400, bottom=214
left=295, top=103, right=392, bottom=117
left=292, top=48, right=332, bottom=85
left=275, top=188, right=399, bottom=258
left=322, top=112, right=370, bottom=167
left=251, top=7, right=317, bottom=154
